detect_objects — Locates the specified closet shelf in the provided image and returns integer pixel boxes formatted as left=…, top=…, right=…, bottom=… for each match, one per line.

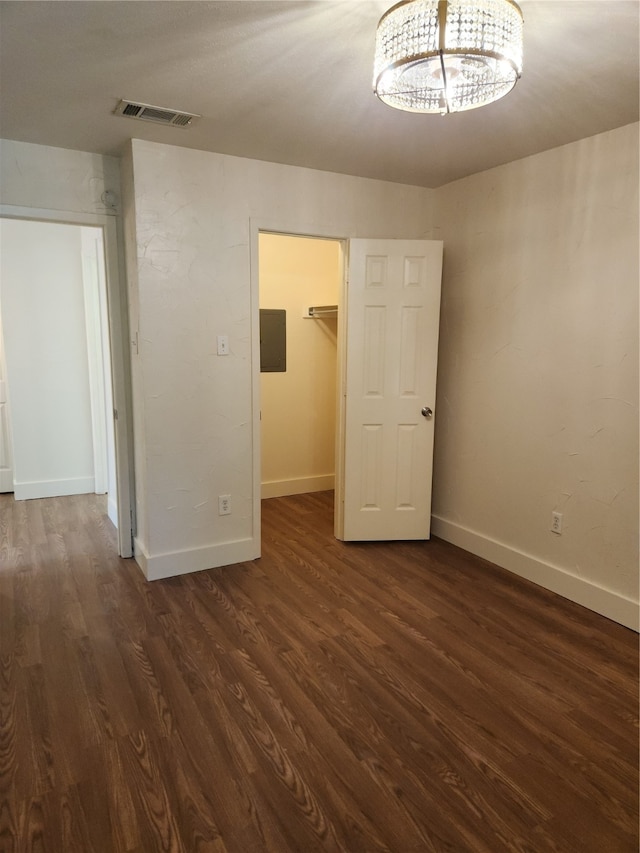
left=305, top=305, right=338, bottom=319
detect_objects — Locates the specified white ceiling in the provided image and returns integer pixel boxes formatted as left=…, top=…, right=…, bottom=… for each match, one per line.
left=1, top=1, right=638, bottom=188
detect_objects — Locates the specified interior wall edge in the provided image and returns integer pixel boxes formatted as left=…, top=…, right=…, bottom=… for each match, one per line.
left=431, top=514, right=639, bottom=632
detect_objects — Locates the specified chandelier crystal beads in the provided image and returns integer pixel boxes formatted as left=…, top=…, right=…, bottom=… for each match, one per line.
left=373, top=0, right=523, bottom=114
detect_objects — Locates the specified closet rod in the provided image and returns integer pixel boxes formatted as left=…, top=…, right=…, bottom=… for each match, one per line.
left=306, top=305, right=338, bottom=318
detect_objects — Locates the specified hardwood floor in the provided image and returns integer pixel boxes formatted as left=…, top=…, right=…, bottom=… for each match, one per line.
left=0, top=490, right=637, bottom=852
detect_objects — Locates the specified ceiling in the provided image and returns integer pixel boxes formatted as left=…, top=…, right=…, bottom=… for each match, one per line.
left=1, top=1, right=638, bottom=188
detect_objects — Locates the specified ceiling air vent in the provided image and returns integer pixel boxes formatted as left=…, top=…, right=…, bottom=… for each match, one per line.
left=114, top=99, right=200, bottom=128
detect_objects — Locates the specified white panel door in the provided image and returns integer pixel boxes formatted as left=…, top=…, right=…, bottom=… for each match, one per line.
left=340, top=239, right=443, bottom=541
left=0, top=313, right=14, bottom=493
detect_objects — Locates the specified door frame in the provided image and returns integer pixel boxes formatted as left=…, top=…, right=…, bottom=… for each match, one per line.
left=249, top=218, right=348, bottom=552
left=0, top=204, right=134, bottom=557
left=80, top=225, right=111, bottom=499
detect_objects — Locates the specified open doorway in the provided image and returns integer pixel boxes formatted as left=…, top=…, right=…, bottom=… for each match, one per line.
left=0, top=212, right=133, bottom=556
left=258, top=233, right=343, bottom=520
left=0, top=218, right=116, bottom=516
left=252, top=229, right=442, bottom=550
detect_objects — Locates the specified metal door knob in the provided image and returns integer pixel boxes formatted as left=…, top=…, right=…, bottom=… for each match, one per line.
left=421, top=406, right=433, bottom=418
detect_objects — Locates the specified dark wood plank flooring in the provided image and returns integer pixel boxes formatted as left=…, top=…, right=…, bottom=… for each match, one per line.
left=0, top=490, right=637, bottom=852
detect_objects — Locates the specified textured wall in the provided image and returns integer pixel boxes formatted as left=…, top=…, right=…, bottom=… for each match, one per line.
left=432, top=123, right=639, bottom=622
left=0, top=139, right=120, bottom=215
left=125, top=139, right=436, bottom=576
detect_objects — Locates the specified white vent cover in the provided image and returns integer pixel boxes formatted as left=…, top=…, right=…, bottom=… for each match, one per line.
left=114, top=99, right=200, bottom=128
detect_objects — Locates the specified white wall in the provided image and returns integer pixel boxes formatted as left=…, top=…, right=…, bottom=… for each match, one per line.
left=260, top=234, right=340, bottom=498
left=432, top=123, right=639, bottom=629
left=0, top=219, right=95, bottom=499
left=0, top=139, right=121, bottom=216
left=123, top=138, right=436, bottom=580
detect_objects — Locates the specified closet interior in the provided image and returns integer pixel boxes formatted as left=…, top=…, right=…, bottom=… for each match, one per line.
left=259, top=233, right=341, bottom=501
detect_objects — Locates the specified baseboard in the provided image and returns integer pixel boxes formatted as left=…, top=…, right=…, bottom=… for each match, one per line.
left=14, top=477, right=95, bottom=501
left=133, top=536, right=260, bottom=582
left=133, top=537, right=149, bottom=577
left=262, top=474, right=334, bottom=499
left=431, top=515, right=639, bottom=632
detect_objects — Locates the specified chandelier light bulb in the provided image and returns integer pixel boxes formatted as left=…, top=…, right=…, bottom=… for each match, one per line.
left=373, top=0, right=524, bottom=115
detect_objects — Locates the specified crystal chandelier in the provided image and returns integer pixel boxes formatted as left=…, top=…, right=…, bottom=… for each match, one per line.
left=373, top=0, right=524, bottom=114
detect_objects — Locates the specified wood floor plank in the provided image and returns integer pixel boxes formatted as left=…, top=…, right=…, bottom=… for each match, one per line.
left=117, top=730, right=186, bottom=853
left=0, top=490, right=637, bottom=852
left=0, top=651, right=19, bottom=845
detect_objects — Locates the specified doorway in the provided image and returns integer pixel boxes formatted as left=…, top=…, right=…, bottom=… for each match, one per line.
left=252, top=225, right=443, bottom=553
left=0, top=208, right=133, bottom=557
left=258, top=233, right=343, bottom=516
left=0, top=219, right=116, bottom=519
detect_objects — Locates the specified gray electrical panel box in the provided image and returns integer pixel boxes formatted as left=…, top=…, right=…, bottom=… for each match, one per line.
left=260, top=309, right=286, bottom=372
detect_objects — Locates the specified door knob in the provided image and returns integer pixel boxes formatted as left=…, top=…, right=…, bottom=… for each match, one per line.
left=421, top=406, right=433, bottom=418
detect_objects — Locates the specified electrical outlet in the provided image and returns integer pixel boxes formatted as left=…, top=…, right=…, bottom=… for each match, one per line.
left=218, top=494, right=231, bottom=516
left=551, top=511, right=563, bottom=534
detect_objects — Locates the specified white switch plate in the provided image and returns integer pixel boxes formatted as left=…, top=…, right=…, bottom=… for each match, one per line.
left=217, top=335, right=229, bottom=356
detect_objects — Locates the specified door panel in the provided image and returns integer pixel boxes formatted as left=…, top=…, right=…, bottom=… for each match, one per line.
left=0, top=315, right=14, bottom=493
left=340, top=239, right=443, bottom=541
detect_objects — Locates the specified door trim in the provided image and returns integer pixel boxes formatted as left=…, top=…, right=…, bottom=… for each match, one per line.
left=80, top=227, right=110, bottom=497
left=0, top=204, right=134, bottom=557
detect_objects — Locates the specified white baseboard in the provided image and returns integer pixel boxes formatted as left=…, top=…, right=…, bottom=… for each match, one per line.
left=133, top=537, right=148, bottom=575
left=431, top=515, right=639, bottom=632
left=262, top=474, right=334, bottom=499
left=134, top=536, right=260, bottom=582
left=14, top=477, right=95, bottom=501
